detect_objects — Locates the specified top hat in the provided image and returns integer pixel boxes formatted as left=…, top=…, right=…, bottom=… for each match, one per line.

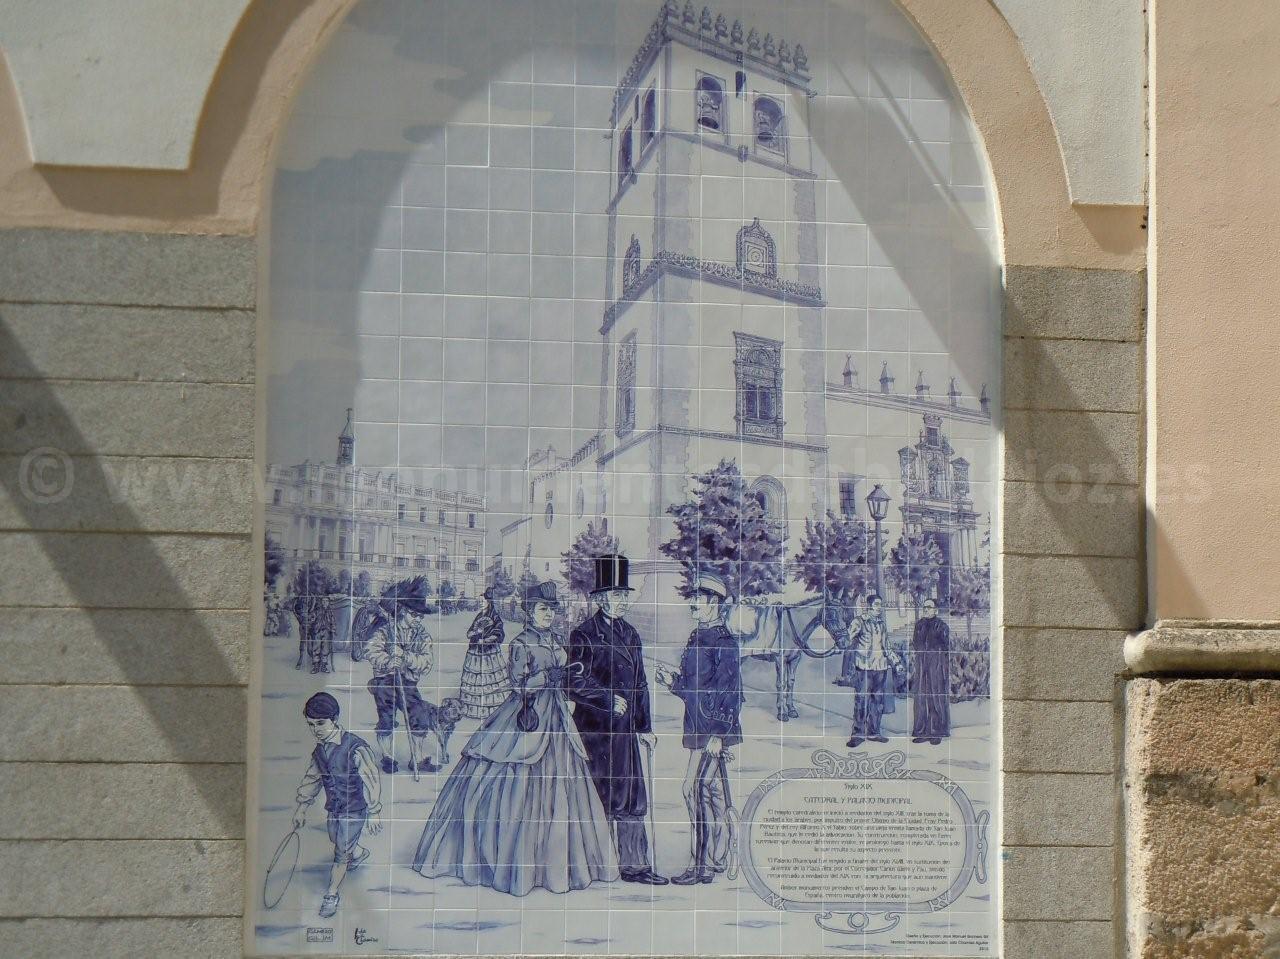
left=691, top=569, right=730, bottom=601
left=591, top=553, right=634, bottom=594
left=522, top=579, right=562, bottom=610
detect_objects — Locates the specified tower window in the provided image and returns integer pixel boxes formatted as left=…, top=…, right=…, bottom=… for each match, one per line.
left=618, top=125, right=634, bottom=190
left=642, top=88, right=657, bottom=148
left=733, top=333, right=783, bottom=439
left=616, top=332, right=637, bottom=438
left=736, top=71, right=747, bottom=97
left=753, top=95, right=786, bottom=155
left=695, top=73, right=726, bottom=132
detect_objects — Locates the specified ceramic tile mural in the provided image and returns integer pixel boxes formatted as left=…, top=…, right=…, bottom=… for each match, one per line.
left=253, top=0, right=1000, bottom=954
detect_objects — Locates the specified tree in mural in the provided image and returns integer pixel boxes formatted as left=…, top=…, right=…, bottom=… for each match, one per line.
left=438, top=578, right=457, bottom=614
left=886, top=529, right=944, bottom=619
left=949, top=563, right=992, bottom=644
left=264, top=535, right=287, bottom=590
left=288, top=561, right=339, bottom=671
left=792, top=510, right=873, bottom=610
left=562, top=520, right=620, bottom=600
left=263, top=535, right=289, bottom=636
left=485, top=556, right=515, bottom=600
left=946, top=562, right=992, bottom=701
left=660, top=459, right=786, bottom=598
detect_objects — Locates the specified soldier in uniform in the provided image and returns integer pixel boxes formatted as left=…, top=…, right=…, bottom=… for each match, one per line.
left=656, top=571, right=742, bottom=885
left=567, top=554, right=668, bottom=885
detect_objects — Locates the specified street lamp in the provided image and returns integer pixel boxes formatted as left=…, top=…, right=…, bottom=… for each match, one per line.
left=866, top=484, right=891, bottom=597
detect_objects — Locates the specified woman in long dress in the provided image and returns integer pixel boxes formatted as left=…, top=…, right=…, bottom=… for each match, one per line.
left=457, top=592, right=511, bottom=719
left=412, top=581, right=619, bottom=896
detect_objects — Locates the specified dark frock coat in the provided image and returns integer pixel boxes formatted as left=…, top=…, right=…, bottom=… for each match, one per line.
left=672, top=622, right=744, bottom=749
left=567, top=609, right=653, bottom=818
left=910, top=615, right=952, bottom=738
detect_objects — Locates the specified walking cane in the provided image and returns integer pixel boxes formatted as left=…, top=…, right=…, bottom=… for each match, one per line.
left=717, top=752, right=740, bottom=880
left=393, top=623, right=421, bottom=783
left=643, top=737, right=658, bottom=864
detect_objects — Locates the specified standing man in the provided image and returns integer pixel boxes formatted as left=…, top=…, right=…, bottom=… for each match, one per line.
left=567, top=554, right=668, bottom=885
left=843, top=594, right=904, bottom=747
left=293, top=692, right=383, bottom=919
left=655, top=571, right=742, bottom=885
left=910, top=597, right=952, bottom=745
left=364, top=576, right=438, bottom=774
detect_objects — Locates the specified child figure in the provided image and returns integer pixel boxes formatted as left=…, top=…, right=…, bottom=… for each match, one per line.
left=292, top=692, right=383, bottom=919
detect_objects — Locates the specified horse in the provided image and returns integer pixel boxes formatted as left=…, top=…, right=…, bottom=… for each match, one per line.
left=729, top=595, right=850, bottom=721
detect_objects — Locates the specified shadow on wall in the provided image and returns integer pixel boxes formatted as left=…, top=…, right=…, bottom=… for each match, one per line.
left=0, top=323, right=247, bottom=834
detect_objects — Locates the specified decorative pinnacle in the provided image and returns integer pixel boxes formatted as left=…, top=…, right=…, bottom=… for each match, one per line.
left=880, top=361, right=895, bottom=394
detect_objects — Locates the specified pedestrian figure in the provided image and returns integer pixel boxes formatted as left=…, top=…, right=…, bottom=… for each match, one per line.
left=567, top=554, right=668, bottom=885
left=413, top=580, right=618, bottom=895
left=655, top=571, right=742, bottom=885
left=364, top=576, right=439, bottom=774
left=843, top=594, right=904, bottom=747
left=292, top=692, right=382, bottom=919
left=910, top=597, right=952, bottom=744
left=457, top=590, right=511, bottom=719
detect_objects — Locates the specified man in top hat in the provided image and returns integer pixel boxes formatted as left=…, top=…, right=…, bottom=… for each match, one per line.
left=567, top=553, right=668, bottom=885
left=655, top=570, right=742, bottom=885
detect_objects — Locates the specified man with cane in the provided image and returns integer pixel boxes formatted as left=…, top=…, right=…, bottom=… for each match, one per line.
left=568, top=554, right=668, bottom=885
left=364, top=576, right=437, bottom=776
left=655, top=570, right=742, bottom=885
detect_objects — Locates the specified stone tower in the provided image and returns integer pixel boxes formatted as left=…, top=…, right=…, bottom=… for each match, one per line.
left=596, top=1, right=831, bottom=600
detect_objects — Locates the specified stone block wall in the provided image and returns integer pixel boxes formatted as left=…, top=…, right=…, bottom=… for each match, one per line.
left=1000, top=264, right=1145, bottom=958
left=0, top=228, right=255, bottom=957
left=1127, top=677, right=1280, bottom=958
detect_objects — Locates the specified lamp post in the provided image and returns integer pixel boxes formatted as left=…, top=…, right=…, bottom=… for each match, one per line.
left=866, top=484, right=891, bottom=597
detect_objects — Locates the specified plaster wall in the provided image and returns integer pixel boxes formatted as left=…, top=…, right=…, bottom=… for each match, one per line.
left=0, top=0, right=1145, bottom=270
left=1149, top=0, right=1280, bottom=620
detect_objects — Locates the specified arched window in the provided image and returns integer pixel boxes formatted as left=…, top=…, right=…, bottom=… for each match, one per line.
left=750, top=476, right=788, bottom=522
left=753, top=95, right=785, bottom=154
left=695, top=73, right=726, bottom=131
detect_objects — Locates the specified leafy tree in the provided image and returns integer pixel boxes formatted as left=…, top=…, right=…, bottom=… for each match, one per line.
left=793, top=510, right=873, bottom=608
left=660, top=459, right=786, bottom=599
left=290, top=560, right=337, bottom=600
left=562, top=520, right=620, bottom=601
left=949, top=563, right=992, bottom=645
left=438, top=578, right=457, bottom=614
left=486, top=556, right=515, bottom=599
left=886, top=529, right=943, bottom=618
left=264, top=535, right=287, bottom=590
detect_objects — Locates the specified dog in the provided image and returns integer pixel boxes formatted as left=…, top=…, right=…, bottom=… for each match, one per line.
left=430, top=696, right=464, bottom=766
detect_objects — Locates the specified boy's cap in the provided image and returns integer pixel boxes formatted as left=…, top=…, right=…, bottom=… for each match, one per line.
left=303, top=691, right=340, bottom=720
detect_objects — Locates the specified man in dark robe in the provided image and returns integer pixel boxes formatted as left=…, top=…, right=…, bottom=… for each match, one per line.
left=910, top=598, right=952, bottom=744
left=567, top=554, right=668, bottom=885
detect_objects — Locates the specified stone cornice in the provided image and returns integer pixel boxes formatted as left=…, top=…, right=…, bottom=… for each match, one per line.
left=601, top=249, right=824, bottom=334
left=1125, top=620, right=1280, bottom=675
